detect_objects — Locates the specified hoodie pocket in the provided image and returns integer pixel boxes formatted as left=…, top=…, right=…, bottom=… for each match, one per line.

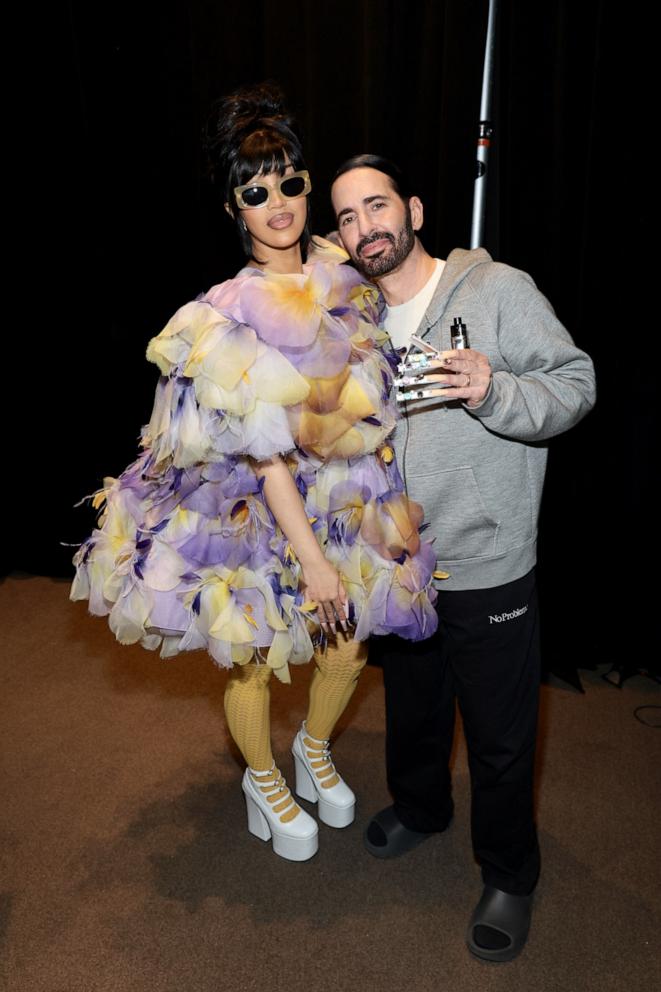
left=408, top=466, right=500, bottom=562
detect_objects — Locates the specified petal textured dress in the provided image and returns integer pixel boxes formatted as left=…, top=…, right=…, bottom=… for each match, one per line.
left=71, top=241, right=439, bottom=682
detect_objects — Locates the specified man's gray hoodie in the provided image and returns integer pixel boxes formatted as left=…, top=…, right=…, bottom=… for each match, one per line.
left=393, top=247, right=596, bottom=591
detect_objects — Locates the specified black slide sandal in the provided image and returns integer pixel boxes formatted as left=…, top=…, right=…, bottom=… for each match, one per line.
left=467, top=885, right=533, bottom=962
left=363, top=805, right=433, bottom=859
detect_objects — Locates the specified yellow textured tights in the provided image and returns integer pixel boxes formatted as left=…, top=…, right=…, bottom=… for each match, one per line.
left=306, top=637, right=369, bottom=741
left=223, top=662, right=274, bottom=772
left=223, top=638, right=368, bottom=771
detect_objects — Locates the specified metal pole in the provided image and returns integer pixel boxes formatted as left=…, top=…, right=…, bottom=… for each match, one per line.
left=470, top=0, right=499, bottom=248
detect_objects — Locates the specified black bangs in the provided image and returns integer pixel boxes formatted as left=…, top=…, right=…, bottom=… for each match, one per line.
left=228, top=128, right=306, bottom=199
left=213, top=108, right=311, bottom=261
left=205, top=82, right=312, bottom=261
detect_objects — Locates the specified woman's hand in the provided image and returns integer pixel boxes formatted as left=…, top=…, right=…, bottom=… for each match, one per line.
left=395, top=349, right=492, bottom=407
left=254, top=456, right=349, bottom=634
left=300, top=557, right=349, bottom=634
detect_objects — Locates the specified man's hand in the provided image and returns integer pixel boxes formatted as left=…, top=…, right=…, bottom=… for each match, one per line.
left=396, top=349, right=492, bottom=407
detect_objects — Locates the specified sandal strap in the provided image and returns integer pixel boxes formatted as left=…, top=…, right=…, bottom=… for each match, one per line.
left=250, top=766, right=300, bottom=821
left=302, top=734, right=340, bottom=789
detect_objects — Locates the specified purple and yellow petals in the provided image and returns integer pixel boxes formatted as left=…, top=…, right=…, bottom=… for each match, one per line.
left=147, top=301, right=223, bottom=374
left=247, top=345, right=310, bottom=404
left=72, top=252, right=439, bottom=675
left=305, top=236, right=350, bottom=266
left=203, top=270, right=254, bottom=321
left=282, top=330, right=351, bottom=379
left=360, top=493, right=423, bottom=560
left=140, top=540, right=189, bottom=593
left=186, top=324, right=257, bottom=390
left=240, top=272, right=321, bottom=348
left=108, top=584, right=152, bottom=645
left=148, top=335, right=191, bottom=373
left=239, top=401, right=298, bottom=459
left=337, top=375, right=376, bottom=423
left=266, top=629, right=295, bottom=680
left=303, top=367, right=351, bottom=413
left=327, top=480, right=371, bottom=548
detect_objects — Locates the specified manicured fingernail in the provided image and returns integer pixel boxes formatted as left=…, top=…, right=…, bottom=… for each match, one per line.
left=330, top=622, right=337, bottom=634
left=398, top=374, right=426, bottom=385
left=340, top=620, right=349, bottom=632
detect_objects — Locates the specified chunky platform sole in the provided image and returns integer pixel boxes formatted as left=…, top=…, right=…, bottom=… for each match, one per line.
left=293, top=750, right=355, bottom=828
left=242, top=775, right=318, bottom=862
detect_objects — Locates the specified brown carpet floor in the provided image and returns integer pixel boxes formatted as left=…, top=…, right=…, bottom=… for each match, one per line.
left=1, top=573, right=660, bottom=992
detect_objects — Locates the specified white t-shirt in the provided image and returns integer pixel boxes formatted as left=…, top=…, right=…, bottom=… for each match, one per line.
left=383, top=259, right=445, bottom=351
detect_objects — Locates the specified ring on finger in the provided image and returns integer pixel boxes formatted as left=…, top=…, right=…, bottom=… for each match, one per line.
left=465, top=372, right=471, bottom=387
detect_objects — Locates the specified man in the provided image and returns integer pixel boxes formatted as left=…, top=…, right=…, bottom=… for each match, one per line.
left=330, top=155, right=596, bottom=962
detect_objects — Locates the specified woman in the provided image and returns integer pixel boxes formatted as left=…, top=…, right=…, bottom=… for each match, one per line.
left=71, top=83, right=439, bottom=862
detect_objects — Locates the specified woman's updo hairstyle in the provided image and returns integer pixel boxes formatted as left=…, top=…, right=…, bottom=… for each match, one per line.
left=204, top=81, right=311, bottom=260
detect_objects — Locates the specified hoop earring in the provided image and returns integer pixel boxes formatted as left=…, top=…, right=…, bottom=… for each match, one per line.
left=241, top=219, right=248, bottom=232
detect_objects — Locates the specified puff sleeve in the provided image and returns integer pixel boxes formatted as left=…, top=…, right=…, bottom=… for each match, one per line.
left=143, top=291, right=311, bottom=467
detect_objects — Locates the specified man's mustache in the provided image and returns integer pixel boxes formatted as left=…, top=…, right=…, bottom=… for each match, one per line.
left=356, top=231, right=395, bottom=256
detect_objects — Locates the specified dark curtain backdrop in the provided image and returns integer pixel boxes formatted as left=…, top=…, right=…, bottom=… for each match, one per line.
left=12, top=1, right=651, bottom=681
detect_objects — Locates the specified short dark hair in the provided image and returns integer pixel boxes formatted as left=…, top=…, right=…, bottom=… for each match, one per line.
left=332, top=154, right=414, bottom=202
left=204, top=82, right=312, bottom=261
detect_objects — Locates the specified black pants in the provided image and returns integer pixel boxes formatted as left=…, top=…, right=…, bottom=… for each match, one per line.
left=373, top=568, right=541, bottom=896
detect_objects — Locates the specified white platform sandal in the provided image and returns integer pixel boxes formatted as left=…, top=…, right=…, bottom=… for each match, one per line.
left=292, top=722, right=356, bottom=828
left=242, top=765, right=319, bottom=861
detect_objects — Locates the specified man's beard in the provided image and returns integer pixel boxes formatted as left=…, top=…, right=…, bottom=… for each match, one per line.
left=352, top=205, right=415, bottom=278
